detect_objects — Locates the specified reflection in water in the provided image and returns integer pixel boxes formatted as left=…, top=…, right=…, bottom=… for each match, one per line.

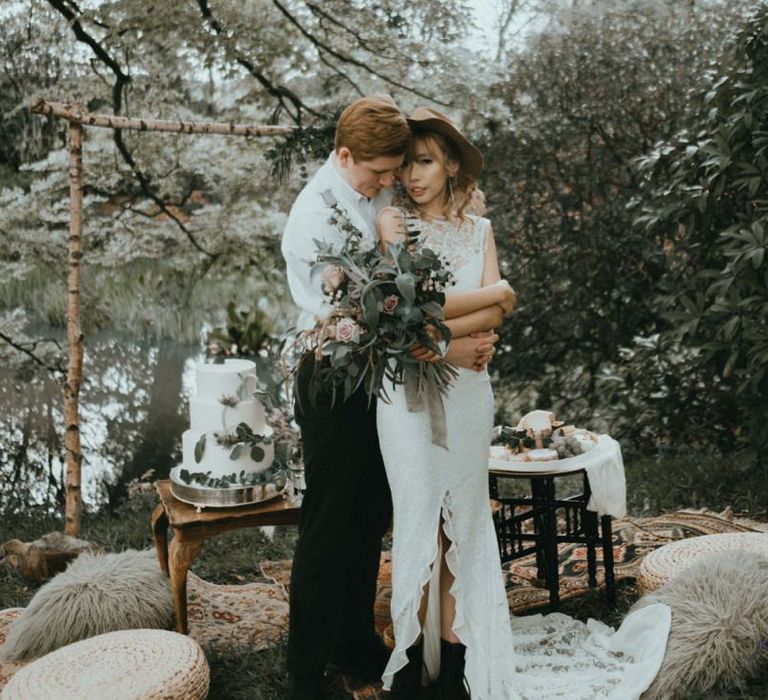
left=0, top=332, right=200, bottom=512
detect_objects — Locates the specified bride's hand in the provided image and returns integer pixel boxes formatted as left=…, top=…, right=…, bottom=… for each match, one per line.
left=494, top=280, right=517, bottom=315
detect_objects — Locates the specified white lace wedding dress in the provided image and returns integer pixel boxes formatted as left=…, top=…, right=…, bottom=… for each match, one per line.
left=377, top=214, right=671, bottom=699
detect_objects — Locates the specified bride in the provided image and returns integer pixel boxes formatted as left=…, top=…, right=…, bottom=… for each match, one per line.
left=375, top=107, right=671, bottom=699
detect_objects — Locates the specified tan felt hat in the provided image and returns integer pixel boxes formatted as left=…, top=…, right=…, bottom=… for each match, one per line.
left=407, top=106, right=483, bottom=179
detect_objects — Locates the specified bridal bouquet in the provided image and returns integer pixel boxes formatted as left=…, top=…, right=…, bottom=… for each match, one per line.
left=296, top=191, right=458, bottom=447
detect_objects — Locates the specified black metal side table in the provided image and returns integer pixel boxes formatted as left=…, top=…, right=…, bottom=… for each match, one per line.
left=489, top=466, right=616, bottom=610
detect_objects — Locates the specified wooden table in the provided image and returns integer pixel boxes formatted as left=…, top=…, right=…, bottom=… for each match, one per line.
left=151, top=479, right=301, bottom=634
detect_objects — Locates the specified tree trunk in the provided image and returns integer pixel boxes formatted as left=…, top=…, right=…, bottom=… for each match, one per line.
left=64, top=116, right=84, bottom=536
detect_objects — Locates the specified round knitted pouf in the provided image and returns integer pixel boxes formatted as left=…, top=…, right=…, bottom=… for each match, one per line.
left=1, top=629, right=209, bottom=700
left=639, top=532, right=768, bottom=593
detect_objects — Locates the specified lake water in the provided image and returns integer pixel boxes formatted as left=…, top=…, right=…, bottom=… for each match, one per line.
left=1, top=331, right=204, bottom=512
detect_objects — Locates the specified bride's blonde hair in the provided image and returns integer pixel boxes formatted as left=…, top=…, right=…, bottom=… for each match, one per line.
left=396, top=130, right=479, bottom=222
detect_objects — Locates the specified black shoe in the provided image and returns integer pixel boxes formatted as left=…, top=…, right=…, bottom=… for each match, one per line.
left=288, top=675, right=323, bottom=700
left=328, top=635, right=391, bottom=680
left=390, top=637, right=424, bottom=698
left=437, top=638, right=470, bottom=699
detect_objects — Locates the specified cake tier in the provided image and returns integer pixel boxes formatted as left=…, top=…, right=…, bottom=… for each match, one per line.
left=181, top=427, right=274, bottom=480
left=190, top=396, right=266, bottom=435
left=195, top=359, right=258, bottom=400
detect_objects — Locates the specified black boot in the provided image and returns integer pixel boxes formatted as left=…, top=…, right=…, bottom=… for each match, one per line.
left=437, top=638, right=470, bottom=699
left=389, top=637, right=424, bottom=699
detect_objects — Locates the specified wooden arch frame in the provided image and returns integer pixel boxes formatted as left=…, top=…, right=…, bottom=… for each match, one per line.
left=29, top=99, right=294, bottom=534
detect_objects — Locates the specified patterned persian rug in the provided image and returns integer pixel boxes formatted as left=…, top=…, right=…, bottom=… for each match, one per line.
left=501, top=509, right=761, bottom=613
left=186, top=571, right=290, bottom=652
left=261, top=509, right=761, bottom=627
left=0, top=509, right=763, bottom=693
left=0, top=609, right=26, bottom=690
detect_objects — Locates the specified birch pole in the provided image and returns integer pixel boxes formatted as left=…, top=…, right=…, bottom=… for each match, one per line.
left=64, top=110, right=84, bottom=536
left=30, top=100, right=293, bottom=137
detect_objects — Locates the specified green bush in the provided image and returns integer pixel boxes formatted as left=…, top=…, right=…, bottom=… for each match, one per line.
left=633, top=3, right=768, bottom=456
left=481, top=2, right=753, bottom=455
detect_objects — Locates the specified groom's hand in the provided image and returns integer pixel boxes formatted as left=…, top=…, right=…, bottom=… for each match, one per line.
left=444, top=332, right=499, bottom=371
left=409, top=325, right=444, bottom=363
left=410, top=343, right=441, bottom=362
left=471, top=330, right=499, bottom=371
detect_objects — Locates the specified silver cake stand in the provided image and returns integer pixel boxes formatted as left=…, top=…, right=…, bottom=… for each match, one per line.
left=169, top=466, right=289, bottom=510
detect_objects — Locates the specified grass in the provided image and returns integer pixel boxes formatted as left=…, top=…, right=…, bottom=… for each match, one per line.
left=1, top=453, right=767, bottom=699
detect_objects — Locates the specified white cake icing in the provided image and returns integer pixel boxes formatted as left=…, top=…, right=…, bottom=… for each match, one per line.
left=180, top=359, right=274, bottom=485
left=189, top=396, right=266, bottom=434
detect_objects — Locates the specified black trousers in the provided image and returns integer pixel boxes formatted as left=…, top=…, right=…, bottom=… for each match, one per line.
left=287, top=360, right=393, bottom=682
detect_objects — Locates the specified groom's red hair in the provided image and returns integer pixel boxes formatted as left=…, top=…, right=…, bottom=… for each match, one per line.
left=335, top=95, right=410, bottom=162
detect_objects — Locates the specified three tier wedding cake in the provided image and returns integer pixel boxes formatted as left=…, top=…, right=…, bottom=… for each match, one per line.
left=170, top=359, right=282, bottom=507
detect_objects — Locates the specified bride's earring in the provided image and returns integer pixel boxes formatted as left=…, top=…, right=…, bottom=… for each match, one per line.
left=447, top=176, right=456, bottom=207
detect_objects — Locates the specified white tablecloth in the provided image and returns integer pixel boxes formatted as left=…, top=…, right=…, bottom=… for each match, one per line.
left=489, top=434, right=627, bottom=518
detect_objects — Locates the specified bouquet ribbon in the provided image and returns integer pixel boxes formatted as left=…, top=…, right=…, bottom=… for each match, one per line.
left=404, top=364, right=448, bottom=450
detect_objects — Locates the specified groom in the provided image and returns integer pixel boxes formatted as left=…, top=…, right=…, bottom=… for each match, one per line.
left=281, top=95, right=498, bottom=698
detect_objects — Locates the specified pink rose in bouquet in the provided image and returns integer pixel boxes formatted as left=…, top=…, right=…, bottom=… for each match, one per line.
left=322, top=264, right=345, bottom=293
left=382, top=294, right=399, bottom=315
left=335, top=317, right=360, bottom=343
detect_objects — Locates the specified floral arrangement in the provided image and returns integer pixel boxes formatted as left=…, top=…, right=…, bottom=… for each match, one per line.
left=296, top=192, right=458, bottom=447
left=206, top=302, right=273, bottom=358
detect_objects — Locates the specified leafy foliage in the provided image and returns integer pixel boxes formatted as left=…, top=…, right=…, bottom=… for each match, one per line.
left=207, top=302, right=274, bottom=357
left=482, top=0, right=747, bottom=450
left=593, top=334, right=741, bottom=457
left=633, top=3, right=768, bottom=454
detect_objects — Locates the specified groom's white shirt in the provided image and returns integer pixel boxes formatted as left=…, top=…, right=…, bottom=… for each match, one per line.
left=281, top=152, right=392, bottom=330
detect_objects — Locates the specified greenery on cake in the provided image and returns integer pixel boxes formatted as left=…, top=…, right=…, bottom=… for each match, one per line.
left=193, top=422, right=273, bottom=465
left=218, top=394, right=240, bottom=408
left=177, top=467, right=285, bottom=490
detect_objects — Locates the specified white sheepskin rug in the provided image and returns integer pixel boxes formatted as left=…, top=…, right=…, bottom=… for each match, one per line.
left=633, top=549, right=768, bottom=699
left=0, top=549, right=173, bottom=661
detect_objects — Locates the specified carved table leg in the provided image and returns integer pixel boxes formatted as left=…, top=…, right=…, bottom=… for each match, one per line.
left=151, top=504, right=170, bottom=576
left=168, top=536, right=204, bottom=634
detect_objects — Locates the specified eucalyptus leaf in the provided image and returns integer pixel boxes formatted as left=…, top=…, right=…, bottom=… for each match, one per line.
left=194, top=435, right=206, bottom=463
left=395, top=273, right=416, bottom=303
